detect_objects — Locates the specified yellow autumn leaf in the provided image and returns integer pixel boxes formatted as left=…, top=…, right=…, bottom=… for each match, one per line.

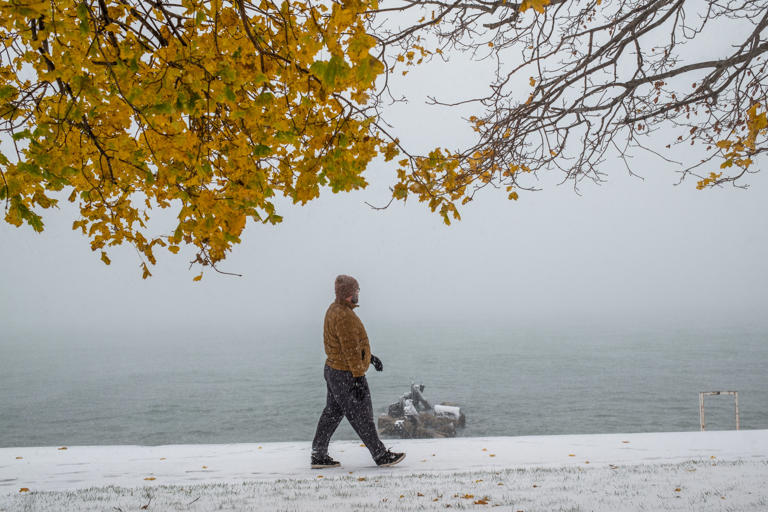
left=520, top=0, right=551, bottom=13
left=19, top=488, right=30, bottom=493
left=715, top=140, right=732, bottom=149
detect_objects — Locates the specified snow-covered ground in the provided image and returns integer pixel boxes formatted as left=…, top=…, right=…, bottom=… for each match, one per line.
left=2, top=430, right=767, bottom=511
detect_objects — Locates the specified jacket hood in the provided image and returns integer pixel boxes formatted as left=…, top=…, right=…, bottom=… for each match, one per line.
left=334, top=274, right=359, bottom=303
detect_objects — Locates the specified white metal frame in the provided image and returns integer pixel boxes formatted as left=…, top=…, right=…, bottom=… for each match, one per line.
left=699, top=391, right=740, bottom=431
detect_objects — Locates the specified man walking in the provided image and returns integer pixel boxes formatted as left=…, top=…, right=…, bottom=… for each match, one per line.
left=311, top=275, right=406, bottom=468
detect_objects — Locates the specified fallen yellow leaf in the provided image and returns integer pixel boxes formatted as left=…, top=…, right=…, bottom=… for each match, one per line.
left=489, top=454, right=496, bottom=457
left=202, top=466, right=207, bottom=469
left=15, top=456, right=23, bottom=460
left=19, top=488, right=29, bottom=493
left=482, top=448, right=488, bottom=452
left=461, top=494, right=474, bottom=499
left=159, top=457, right=166, bottom=461
left=144, top=477, right=156, bottom=481
left=675, top=488, right=681, bottom=492
left=475, top=479, right=483, bottom=483
left=474, top=498, right=489, bottom=505
left=358, top=477, right=366, bottom=481
left=317, top=475, right=323, bottom=479
left=58, top=447, right=67, bottom=450
left=498, top=482, right=504, bottom=486
left=360, top=444, right=366, bottom=447
left=568, top=454, right=575, bottom=457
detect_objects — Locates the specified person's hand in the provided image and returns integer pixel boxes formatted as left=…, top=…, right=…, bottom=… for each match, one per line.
left=370, top=355, right=383, bottom=372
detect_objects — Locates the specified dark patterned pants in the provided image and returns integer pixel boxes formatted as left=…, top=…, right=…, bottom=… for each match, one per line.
left=311, top=364, right=386, bottom=460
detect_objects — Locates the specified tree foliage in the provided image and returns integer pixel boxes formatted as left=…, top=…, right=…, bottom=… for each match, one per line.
left=1, top=0, right=386, bottom=277
left=1, top=0, right=766, bottom=277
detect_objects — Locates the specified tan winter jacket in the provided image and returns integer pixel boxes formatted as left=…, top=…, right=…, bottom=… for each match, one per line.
left=324, top=299, right=371, bottom=377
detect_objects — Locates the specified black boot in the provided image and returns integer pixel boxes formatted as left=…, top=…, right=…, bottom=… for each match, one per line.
left=311, top=453, right=341, bottom=469
left=375, top=450, right=406, bottom=467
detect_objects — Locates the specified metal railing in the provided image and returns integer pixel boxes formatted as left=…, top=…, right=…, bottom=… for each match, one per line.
left=699, top=391, right=740, bottom=431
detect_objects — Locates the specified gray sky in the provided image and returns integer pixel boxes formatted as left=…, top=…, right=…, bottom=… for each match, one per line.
left=2, top=151, right=766, bottom=338
left=2, top=11, right=767, bottom=342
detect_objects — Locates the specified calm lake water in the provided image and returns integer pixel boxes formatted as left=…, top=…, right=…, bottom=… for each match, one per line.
left=1, top=323, right=766, bottom=447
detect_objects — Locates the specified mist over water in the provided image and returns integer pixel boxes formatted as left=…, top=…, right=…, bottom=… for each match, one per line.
left=1, top=322, right=765, bottom=448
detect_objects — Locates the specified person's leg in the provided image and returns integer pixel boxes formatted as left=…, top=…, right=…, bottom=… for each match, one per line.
left=324, top=367, right=386, bottom=460
left=311, top=365, right=345, bottom=457
left=345, top=376, right=387, bottom=459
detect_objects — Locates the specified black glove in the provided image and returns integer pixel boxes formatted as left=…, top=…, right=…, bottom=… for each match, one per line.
left=370, top=355, right=383, bottom=372
left=351, top=376, right=366, bottom=401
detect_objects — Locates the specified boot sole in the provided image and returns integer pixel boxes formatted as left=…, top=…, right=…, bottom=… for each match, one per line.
left=377, top=453, right=406, bottom=467
left=311, top=462, right=341, bottom=469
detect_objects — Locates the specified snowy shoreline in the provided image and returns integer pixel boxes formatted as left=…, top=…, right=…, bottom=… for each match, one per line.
left=2, top=430, right=767, bottom=510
